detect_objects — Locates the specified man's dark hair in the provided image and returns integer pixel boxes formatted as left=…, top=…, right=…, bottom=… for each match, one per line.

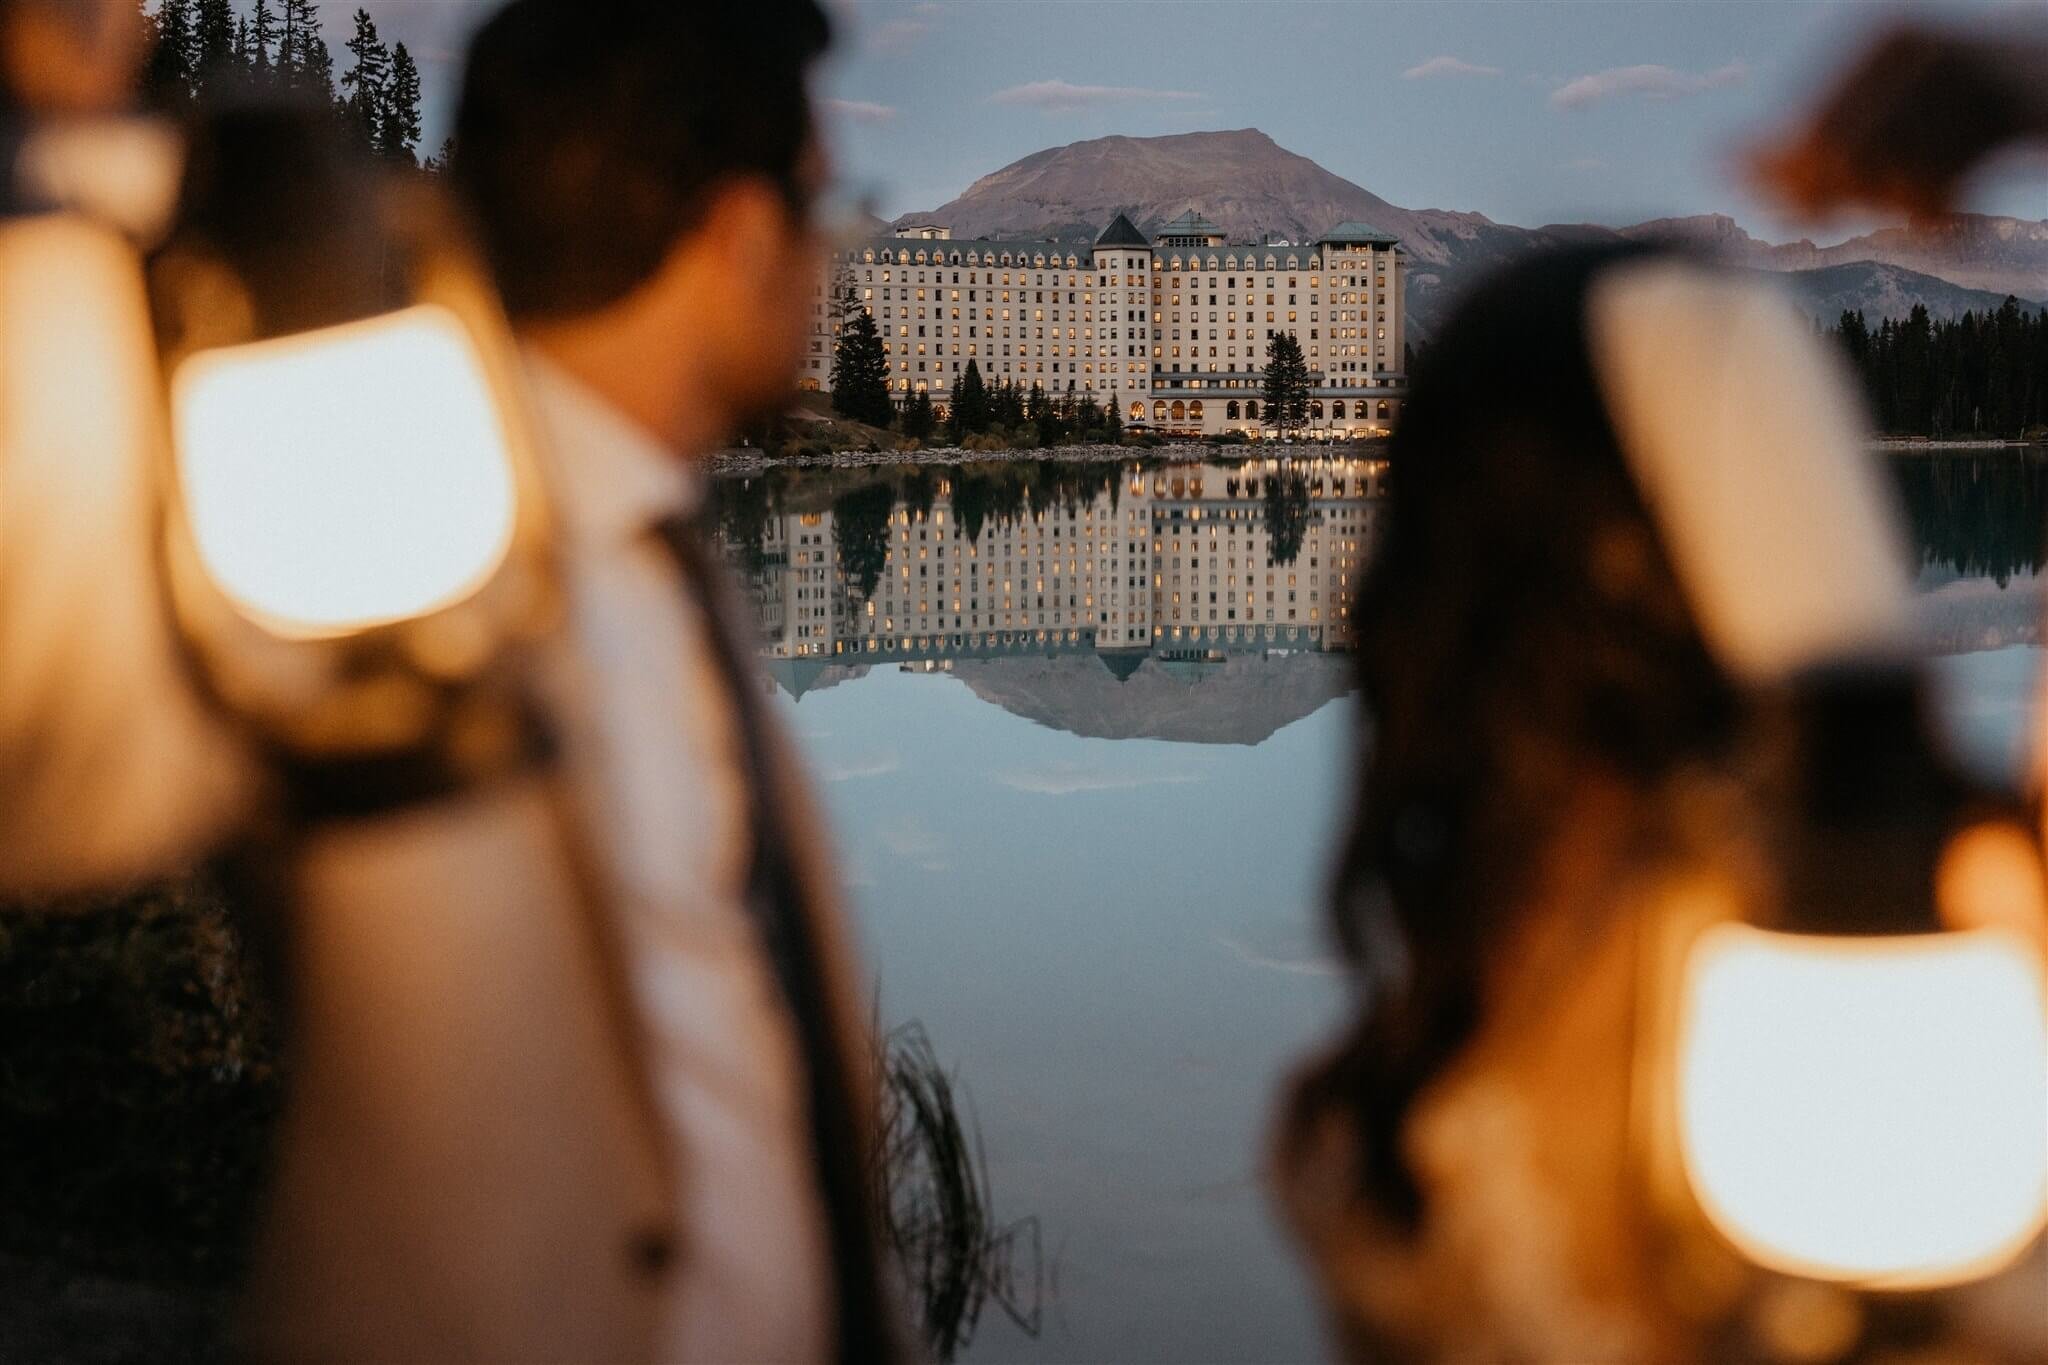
left=452, top=0, right=832, bottom=321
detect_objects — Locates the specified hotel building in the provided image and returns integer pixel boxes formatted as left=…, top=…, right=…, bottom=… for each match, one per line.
left=804, top=212, right=1408, bottom=439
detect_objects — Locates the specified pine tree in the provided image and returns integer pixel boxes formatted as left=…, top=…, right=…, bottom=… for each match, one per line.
left=191, top=0, right=236, bottom=95
left=249, top=0, right=279, bottom=75
left=422, top=136, right=457, bottom=174
left=1826, top=300, right=2048, bottom=438
left=1103, top=402, right=1123, bottom=445
left=951, top=360, right=990, bottom=438
left=1261, top=332, right=1312, bottom=438
left=340, top=9, right=390, bottom=153
left=902, top=389, right=936, bottom=442
left=830, top=306, right=893, bottom=427
left=278, top=0, right=334, bottom=99
left=993, top=376, right=1024, bottom=429
left=382, top=42, right=423, bottom=163
left=145, top=0, right=196, bottom=105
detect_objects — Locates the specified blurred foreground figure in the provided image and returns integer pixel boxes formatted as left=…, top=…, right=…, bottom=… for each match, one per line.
left=436, top=3, right=901, bottom=1363
left=1273, top=245, right=2048, bottom=1363
left=1, top=0, right=900, bottom=1360
left=1750, top=22, right=2048, bottom=220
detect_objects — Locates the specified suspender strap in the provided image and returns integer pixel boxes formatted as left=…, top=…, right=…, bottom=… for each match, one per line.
left=654, top=512, right=897, bottom=1365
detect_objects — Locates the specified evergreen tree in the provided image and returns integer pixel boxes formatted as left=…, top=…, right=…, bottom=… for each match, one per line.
left=902, top=389, right=936, bottom=442
left=1103, top=402, right=1123, bottom=445
left=1262, top=467, right=1313, bottom=566
left=281, top=0, right=334, bottom=100
left=1825, top=300, right=2048, bottom=438
left=993, top=376, right=1025, bottom=429
left=340, top=9, right=390, bottom=152
left=1075, top=394, right=1102, bottom=439
left=1261, top=332, right=1312, bottom=438
left=382, top=42, right=423, bottom=163
left=422, top=136, right=457, bottom=174
left=144, top=0, right=196, bottom=105
left=830, top=304, right=893, bottom=427
left=951, top=360, right=990, bottom=437
left=249, top=0, right=279, bottom=75
left=191, top=0, right=237, bottom=94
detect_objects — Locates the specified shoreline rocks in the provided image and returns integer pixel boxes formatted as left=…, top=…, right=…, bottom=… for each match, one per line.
left=710, top=439, right=1392, bottom=476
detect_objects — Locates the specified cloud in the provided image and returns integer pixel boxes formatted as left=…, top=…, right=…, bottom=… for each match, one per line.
left=823, top=98, right=898, bottom=126
left=994, top=760, right=1203, bottom=796
left=1213, top=933, right=1344, bottom=979
left=819, top=752, right=903, bottom=782
left=875, top=814, right=947, bottom=873
left=988, top=79, right=1204, bottom=113
left=1401, top=56, right=1502, bottom=81
left=866, top=0, right=944, bottom=54
left=1551, top=61, right=1748, bottom=111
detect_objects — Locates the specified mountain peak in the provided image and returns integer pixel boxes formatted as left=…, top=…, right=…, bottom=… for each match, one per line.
left=891, top=132, right=2046, bottom=328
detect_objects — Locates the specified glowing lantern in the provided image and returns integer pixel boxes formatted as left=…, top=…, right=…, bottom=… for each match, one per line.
left=169, top=304, right=519, bottom=639
left=148, top=106, right=555, bottom=779
left=1675, top=922, right=2048, bottom=1288
left=1584, top=261, right=2048, bottom=1300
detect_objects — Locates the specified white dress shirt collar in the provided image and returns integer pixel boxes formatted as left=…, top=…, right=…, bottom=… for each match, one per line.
left=520, top=346, right=705, bottom=548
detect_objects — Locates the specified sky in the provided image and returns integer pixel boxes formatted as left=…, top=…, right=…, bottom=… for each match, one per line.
left=349, top=0, right=2044, bottom=241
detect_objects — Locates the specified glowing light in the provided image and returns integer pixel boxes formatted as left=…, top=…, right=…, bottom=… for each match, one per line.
left=1677, top=923, right=2048, bottom=1288
left=170, top=304, right=517, bottom=638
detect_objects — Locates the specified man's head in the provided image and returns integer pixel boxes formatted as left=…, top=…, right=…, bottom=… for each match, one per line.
left=453, top=0, right=833, bottom=444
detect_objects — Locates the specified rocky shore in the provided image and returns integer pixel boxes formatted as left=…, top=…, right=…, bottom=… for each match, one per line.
left=709, top=439, right=1389, bottom=476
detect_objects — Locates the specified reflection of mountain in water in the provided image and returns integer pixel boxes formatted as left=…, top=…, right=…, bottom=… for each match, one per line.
left=717, top=454, right=1385, bottom=742
left=1912, top=571, right=2045, bottom=656
left=952, top=651, right=1355, bottom=746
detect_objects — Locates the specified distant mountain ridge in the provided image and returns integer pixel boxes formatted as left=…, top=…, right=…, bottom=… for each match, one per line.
left=892, top=128, right=2047, bottom=332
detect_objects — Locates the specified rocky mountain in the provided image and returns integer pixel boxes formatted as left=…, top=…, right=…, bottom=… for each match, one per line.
left=1764, top=261, right=2039, bottom=328
left=950, top=650, right=1355, bottom=746
left=892, top=128, right=2047, bottom=333
left=1619, top=213, right=2048, bottom=301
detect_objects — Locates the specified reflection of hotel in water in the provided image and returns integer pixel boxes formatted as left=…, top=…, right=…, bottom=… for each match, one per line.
left=733, top=458, right=1385, bottom=689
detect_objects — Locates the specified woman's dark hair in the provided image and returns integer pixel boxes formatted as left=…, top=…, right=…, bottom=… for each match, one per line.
left=451, top=0, right=832, bottom=322
left=1282, top=243, right=1745, bottom=1230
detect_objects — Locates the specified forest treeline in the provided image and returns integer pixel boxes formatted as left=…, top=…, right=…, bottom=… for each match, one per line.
left=138, top=0, right=439, bottom=167
left=1827, top=298, right=2048, bottom=440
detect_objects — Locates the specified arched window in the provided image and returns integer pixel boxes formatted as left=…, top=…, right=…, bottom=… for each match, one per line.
left=1245, top=399, right=1259, bottom=419
left=1188, top=400, right=1203, bottom=419
left=1331, top=400, right=1346, bottom=419
left=1226, top=400, right=1240, bottom=419
left=1170, top=400, right=1186, bottom=422
left=1311, top=400, right=1324, bottom=420
left=1377, top=400, right=1390, bottom=419
left=1131, top=401, right=1145, bottom=421
left=1153, top=400, right=1167, bottom=420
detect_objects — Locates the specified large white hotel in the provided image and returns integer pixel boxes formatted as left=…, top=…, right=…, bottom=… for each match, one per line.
left=727, top=456, right=1387, bottom=696
left=803, top=211, right=1408, bottom=439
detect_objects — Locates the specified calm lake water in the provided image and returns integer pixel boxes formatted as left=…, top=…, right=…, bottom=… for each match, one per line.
left=708, top=448, right=2048, bottom=1364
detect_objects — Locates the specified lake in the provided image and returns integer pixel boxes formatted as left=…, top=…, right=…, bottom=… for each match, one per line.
left=709, top=447, right=2048, bottom=1364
